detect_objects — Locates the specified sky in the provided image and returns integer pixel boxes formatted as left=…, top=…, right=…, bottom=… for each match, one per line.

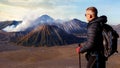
left=0, top=0, right=120, bottom=25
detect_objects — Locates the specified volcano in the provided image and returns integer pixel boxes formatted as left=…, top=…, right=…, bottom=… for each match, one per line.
left=56, top=19, right=87, bottom=36
left=17, top=24, right=86, bottom=47
left=33, top=14, right=54, bottom=25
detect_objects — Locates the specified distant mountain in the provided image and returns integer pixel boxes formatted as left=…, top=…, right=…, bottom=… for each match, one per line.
left=0, top=20, right=22, bottom=30
left=56, top=18, right=87, bottom=36
left=112, top=24, right=120, bottom=45
left=17, top=24, right=86, bottom=47
left=0, top=15, right=88, bottom=47
left=33, top=14, right=54, bottom=24
left=1, top=15, right=87, bottom=36
left=112, top=24, right=120, bottom=34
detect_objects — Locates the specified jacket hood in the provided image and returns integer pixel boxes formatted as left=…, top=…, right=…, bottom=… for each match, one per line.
left=91, top=15, right=107, bottom=24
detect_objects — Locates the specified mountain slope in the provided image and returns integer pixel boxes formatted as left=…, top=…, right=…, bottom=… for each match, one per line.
left=17, top=24, right=86, bottom=46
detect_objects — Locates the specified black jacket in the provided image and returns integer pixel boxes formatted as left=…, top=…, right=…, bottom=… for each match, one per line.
left=80, top=16, right=107, bottom=54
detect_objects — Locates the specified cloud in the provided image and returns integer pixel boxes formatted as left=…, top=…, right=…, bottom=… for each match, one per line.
left=0, top=3, right=30, bottom=21
left=0, top=0, right=55, bottom=9
left=0, top=0, right=87, bottom=9
left=0, top=0, right=83, bottom=21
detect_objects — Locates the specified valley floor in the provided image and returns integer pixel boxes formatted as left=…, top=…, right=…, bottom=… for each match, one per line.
left=0, top=41, right=120, bottom=68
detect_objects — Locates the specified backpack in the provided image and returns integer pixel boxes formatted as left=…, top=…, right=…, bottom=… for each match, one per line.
left=101, top=23, right=119, bottom=58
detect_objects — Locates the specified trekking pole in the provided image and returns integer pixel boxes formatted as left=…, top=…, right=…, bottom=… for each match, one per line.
left=79, top=52, right=81, bottom=68
left=78, top=44, right=81, bottom=68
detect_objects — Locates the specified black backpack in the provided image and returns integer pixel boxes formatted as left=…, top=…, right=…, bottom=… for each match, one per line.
left=101, top=23, right=119, bottom=58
